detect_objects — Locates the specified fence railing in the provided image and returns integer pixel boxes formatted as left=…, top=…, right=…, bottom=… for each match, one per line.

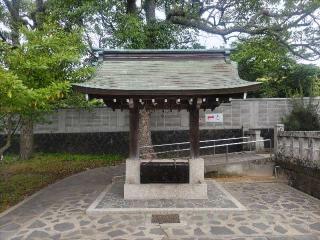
left=140, top=137, right=272, bottom=161
left=140, top=136, right=250, bottom=149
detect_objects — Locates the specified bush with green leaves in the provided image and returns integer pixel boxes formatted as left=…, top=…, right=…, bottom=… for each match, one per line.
left=282, top=99, right=320, bottom=131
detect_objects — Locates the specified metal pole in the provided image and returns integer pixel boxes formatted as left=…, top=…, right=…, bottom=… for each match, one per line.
left=226, top=145, right=229, bottom=162
left=269, top=139, right=272, bottom=161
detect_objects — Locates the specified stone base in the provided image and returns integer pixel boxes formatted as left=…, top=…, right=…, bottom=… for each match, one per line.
left=124, top=183, right=207, bottom=200
left=124, top=158, right=207, bottom=200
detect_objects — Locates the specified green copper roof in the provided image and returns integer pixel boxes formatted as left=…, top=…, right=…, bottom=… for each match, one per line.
left=73, top=50, right=259, bottom=96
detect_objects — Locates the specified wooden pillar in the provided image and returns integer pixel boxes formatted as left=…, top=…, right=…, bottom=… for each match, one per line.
left=190, top=99, right=201, bottom=159
left=129, top=99, right=139, bottom=159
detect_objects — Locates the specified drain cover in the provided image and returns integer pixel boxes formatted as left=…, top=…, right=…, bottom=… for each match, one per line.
left=151, top=214, right=180, bottom=224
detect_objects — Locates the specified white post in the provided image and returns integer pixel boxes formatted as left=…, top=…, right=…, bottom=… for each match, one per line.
left=274, top=124, right=284, bottom=155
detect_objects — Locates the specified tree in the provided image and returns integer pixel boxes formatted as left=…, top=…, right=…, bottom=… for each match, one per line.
left=231, top=36, right=320, bottom=97
left=284, top=64, right=320, bottom=96
left=166, top=0, right=320, bottom=61
left=0, top=23, right=91, bottom=159
left=0, top=70, right=25, bottom=159
left=231, top=36, right=295, bottom=82
left=0, top=68, right=69, bottom=160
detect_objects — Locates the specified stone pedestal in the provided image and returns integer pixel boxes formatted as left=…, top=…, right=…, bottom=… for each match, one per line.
left=124, top=158, right=207, bottom=200
left=249, top=129, right=264, bottom=152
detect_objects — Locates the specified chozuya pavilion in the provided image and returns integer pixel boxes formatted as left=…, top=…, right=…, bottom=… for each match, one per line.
left=73, top=49, right=259, bottom=200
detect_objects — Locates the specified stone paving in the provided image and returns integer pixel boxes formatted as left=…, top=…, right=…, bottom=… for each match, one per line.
left=0, top=165, right=320, bottom=240
left=91, top=179, right=243, bottom=211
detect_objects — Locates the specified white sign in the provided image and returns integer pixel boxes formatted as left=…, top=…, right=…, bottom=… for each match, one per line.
left=205, top=113, right=223, bottom=123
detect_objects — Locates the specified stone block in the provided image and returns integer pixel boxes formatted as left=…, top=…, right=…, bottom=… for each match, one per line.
left=124, top=183, right=207, bottom=199
left=125, top=159, right=140, bottom=184
left=189, top=158, right=205, bottom=184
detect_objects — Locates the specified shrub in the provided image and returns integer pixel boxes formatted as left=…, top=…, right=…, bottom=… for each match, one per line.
left=282, top=98, right=320, bottom=131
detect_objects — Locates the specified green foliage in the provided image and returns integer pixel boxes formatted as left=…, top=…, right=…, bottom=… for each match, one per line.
left=0, top=68, right=69, bottom=116
left=0, top=69, right=27, bottom=114
left=285, top=64, right=320, bottom=97
left=0, top=23, right=93, bottom=157
left=258, top=64, right=320, bottom=98
left=0, top=23, right=93, bottom=118
left=46, top=0, right=104, bottom=27
left=56, top=92, right=104, bottom=109
left=1, top=24, right=91, bottom=88
left=282, top=99, right=320, bottom=131
left=232, top=36, right=320, bottom=97
left=231, top=37, right=294, bottom=82
left=46, top=0, right=199, bottom=49
left=0, top=153, right=124, bottom=212
left=112, top=14, right=146, bottom=49
left=111, top=14, right=198, bottom=49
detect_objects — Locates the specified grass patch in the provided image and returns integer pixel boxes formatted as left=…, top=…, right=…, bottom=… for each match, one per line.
left=0, top=153, right=123, bottom=213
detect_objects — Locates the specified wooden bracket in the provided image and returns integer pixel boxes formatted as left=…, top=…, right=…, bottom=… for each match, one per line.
left=196, top=98, right=202, bottom=109
left=128, top=98, right=134, bottom=109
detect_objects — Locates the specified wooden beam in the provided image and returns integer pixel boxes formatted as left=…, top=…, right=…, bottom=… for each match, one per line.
left=129, top=99, right=139, bottom=159
left=102, top=95, right=230, bottom=110
left=189, top=99, right=200, bottom=159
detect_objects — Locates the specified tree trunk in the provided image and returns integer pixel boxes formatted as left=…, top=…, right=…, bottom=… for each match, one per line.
left=0, top=116, right=13, bottom=161
left=19, top=117, right=34, bottom=160
left=126, top=0, right=156, bottom=159
left=139, top=109, right=156, bottom=159
left=136, top=0, right=158, bottom=159
left=126, top=0, right=137, bottom=14
left=144, top=0, right=156, bottom=21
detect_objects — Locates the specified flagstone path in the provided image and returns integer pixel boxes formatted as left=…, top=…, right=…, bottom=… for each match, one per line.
left=0, top=164, right=320, bottom=240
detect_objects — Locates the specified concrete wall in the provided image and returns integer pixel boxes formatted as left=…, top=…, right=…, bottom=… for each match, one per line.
left=34, top=98, right=320, bottom=134
left=275, top=130, right=320, bottom=199
left=276, top=131, right=320, bottom=169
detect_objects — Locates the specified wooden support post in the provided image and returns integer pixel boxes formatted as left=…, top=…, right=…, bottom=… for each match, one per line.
left=129, top=99, right=139, bottom=159
left=189, top=99, right=200, bottom=159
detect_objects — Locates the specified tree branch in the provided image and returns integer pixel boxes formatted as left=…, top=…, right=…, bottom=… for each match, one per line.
left=166, top=0, right=320, bottom=60
left=0, top=31, right=8, bottom=42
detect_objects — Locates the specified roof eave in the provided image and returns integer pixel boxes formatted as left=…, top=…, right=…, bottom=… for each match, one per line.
left=72, top=82, right=260, bottom=97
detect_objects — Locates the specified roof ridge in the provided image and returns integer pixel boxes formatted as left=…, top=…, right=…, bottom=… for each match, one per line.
left=94, top=48, right=232, bottom=55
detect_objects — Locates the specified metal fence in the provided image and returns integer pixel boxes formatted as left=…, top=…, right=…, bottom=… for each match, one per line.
left=140, top=137, right=272, bottom=161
